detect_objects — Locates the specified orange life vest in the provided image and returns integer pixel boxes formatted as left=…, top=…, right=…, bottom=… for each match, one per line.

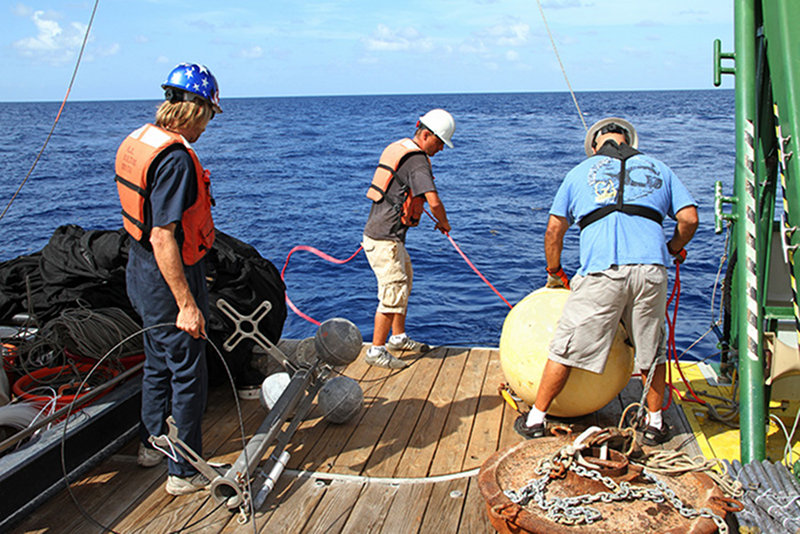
left=115, top=123, right=215, bottom=266
left=366, top=138, right=432, bottom=227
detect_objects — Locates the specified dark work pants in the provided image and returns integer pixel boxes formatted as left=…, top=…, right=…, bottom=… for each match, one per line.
left=126, top=243, right=208, bottom=478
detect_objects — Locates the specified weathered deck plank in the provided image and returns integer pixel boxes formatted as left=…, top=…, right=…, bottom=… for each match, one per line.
left=13, top=342, right=713, bottom=534
left=338, top=482, right=398, bottom=534
left=394, top=347, right=469, bottom=478
left=463, top=348, right=505, bottom=471
left=428, top=347, right=488, bottom=476
left=299, top=478, right=364, bottom=533
left=363, top=350, right=445, bottom=477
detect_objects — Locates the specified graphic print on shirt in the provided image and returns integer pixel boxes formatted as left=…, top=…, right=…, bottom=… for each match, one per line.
left=587, top=157, right=663, bottom=204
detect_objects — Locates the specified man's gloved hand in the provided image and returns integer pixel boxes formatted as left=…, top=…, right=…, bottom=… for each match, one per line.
left=667, top=244, right=687, bottom=264
left=546, top=265, right=571, bottom=289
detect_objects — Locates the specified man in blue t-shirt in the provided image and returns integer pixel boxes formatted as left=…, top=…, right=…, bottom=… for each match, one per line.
left=516, top=117, right=698, bottom=446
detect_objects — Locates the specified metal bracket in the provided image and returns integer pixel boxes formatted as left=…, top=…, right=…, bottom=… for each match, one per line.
left=216, top=298, right=293, bottom=370
left=781, top=213, right=799, bottom=265
left=713, top=39, right=735, bottom=87
left=714, top=180, right=738, bottom=234
left=149, top=415, right=223, bottom=483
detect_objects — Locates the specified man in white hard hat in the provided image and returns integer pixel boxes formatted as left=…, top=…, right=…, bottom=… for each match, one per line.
left=517, top=117, right=698, bottom=446
left=361, top=109, right=455, bottom=368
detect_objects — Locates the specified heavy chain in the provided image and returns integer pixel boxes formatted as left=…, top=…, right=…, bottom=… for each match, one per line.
left=504, top=460, right=728, bottom=533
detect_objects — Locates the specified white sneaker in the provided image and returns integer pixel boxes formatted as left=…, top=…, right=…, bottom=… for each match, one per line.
left=386, top=336, right=431, bottom=353
left=165, top=473, right=210, bottom=496
left=365, top=346, right=408, bottom=369
left=137, top=443, right=162, bottom=467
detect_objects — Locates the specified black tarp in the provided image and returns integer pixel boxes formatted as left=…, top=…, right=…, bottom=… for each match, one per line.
left=0, top=225, right=286, bottom=387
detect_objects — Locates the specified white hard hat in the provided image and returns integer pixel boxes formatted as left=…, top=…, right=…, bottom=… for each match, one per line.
left=418, top=109, right=455, bottom=148
left=584, top=117, right=638, bottom=156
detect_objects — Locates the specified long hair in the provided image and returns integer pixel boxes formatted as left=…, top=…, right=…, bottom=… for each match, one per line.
left=155, top=99, right=213, bottom=132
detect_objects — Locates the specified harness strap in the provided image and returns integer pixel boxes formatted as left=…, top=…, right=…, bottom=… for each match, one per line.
left=578, top=142, right=664, bottom=231
left=371, top=163, right=411, bottom=214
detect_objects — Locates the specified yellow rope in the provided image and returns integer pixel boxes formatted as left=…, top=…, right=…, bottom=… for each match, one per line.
left=535, top=0, right=587, bottom=131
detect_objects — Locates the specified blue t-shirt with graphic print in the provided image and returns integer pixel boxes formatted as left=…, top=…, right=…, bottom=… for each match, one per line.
left=549, top=150, right=696, bottom=276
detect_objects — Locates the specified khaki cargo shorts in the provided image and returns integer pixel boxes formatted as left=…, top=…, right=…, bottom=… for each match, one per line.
left=362, top=235, right=413, bottom=314
left=548, top=264, right=668, bottom=374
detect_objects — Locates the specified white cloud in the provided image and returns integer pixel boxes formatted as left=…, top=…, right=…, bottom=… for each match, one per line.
left=482, top=22, right=530, bottom=47
left=13, top=3, right=32, bottom=17
left=12, top=10, right=88, bottom=64
left=239, top=46, right=264, bottom=59
left=363, top=24, right=433, bottom=53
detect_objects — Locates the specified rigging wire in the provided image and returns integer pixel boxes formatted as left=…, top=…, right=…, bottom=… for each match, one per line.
left=0, top=0, right=100, bottom=225
left=535, top=0, right=587, bottom=131
left=58, top=323, right=258, bottom=534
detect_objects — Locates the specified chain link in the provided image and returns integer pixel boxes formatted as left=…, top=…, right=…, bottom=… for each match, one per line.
left=504, top=454, right=728, bottom=533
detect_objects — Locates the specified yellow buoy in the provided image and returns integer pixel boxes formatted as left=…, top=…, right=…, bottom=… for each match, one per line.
left=499, top=287, right=634, bottom=418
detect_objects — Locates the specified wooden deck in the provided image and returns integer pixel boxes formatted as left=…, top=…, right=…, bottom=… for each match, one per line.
left=11, top=341, right=698, bottom=534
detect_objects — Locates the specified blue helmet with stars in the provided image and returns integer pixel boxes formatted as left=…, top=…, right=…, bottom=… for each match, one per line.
left=161, top=63, right=222, bottom=114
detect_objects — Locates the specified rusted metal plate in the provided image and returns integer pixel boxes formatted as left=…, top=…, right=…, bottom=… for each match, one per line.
left=478, top=436, right=730, bottom=534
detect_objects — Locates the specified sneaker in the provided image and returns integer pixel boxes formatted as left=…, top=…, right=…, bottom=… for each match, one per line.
left=641, top=424, right=671, bottom=446
left=365, top=347, right=409, bottom=369
left=165, top=473, right=210, bottom=496
left=137, top=443, right=163, bottom=468
left=386, top=336, right=431, bottom=353
left=514, top=415, right=547, bottom=439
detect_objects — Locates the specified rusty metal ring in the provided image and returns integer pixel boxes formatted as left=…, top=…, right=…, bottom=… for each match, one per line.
left=549, top=424, right=572, bottom=436
left=711, top=495, right=745, bottom=513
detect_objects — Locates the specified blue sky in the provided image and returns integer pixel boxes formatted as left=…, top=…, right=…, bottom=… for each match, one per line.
left=2, top=0, right=734, bottom=102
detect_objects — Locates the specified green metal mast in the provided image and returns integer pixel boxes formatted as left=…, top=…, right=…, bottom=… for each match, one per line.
left=716, top=0, right=800, bottom=463
left=732, top=0, right=764, bottom=465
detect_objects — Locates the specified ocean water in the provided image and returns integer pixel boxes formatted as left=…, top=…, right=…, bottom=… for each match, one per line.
left=0, top=91, right=735, bottom=359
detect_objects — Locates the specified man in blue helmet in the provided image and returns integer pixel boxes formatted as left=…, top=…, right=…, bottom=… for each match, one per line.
left=516, top=117, right=698, bottom=447
left=115, top=63, right=221, bottom=495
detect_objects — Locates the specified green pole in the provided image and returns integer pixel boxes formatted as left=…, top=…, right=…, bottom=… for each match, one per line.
left=734, top=0, right=766, bottom=463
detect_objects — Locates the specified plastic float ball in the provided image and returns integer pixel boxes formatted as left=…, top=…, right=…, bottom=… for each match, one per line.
left=499, top=287, right=634, bottom=418
left=259, top=372, right=291, bottom=411
left=314, top=318, right=363, bottom=367
left=318, top=376, right=363, bottom=424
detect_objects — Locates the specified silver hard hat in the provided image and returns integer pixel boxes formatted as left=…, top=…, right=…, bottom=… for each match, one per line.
left=584, top=117, right=638, bottom=156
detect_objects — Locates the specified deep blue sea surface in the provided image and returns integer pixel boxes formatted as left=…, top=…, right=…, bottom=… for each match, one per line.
left=0, top=91, right=735, bottom=360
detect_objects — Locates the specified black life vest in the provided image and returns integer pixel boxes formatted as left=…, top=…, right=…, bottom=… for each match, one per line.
left=578, top=141, right=664, bottom=231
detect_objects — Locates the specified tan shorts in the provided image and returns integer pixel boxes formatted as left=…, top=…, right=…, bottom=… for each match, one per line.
left=548, top=264, right=667, bottom=374
left=362, top=235, right=413, bottom=314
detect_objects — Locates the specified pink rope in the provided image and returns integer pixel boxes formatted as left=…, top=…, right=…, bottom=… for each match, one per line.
left=445, top=233, right=513, bottom=309
left=280, top=245, right=364, bottom=325
left=423, top=208, right=513, bottom=309
left=281, top=211, right=514, bottom=326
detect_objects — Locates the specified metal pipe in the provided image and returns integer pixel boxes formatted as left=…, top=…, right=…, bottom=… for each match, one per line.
left=733, top=0, right=766, bottom=464
left=210, top=366, right=314, bottom=508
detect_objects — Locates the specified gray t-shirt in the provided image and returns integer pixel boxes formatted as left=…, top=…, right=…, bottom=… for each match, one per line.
left=363, top=152, right=437, bottom=242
